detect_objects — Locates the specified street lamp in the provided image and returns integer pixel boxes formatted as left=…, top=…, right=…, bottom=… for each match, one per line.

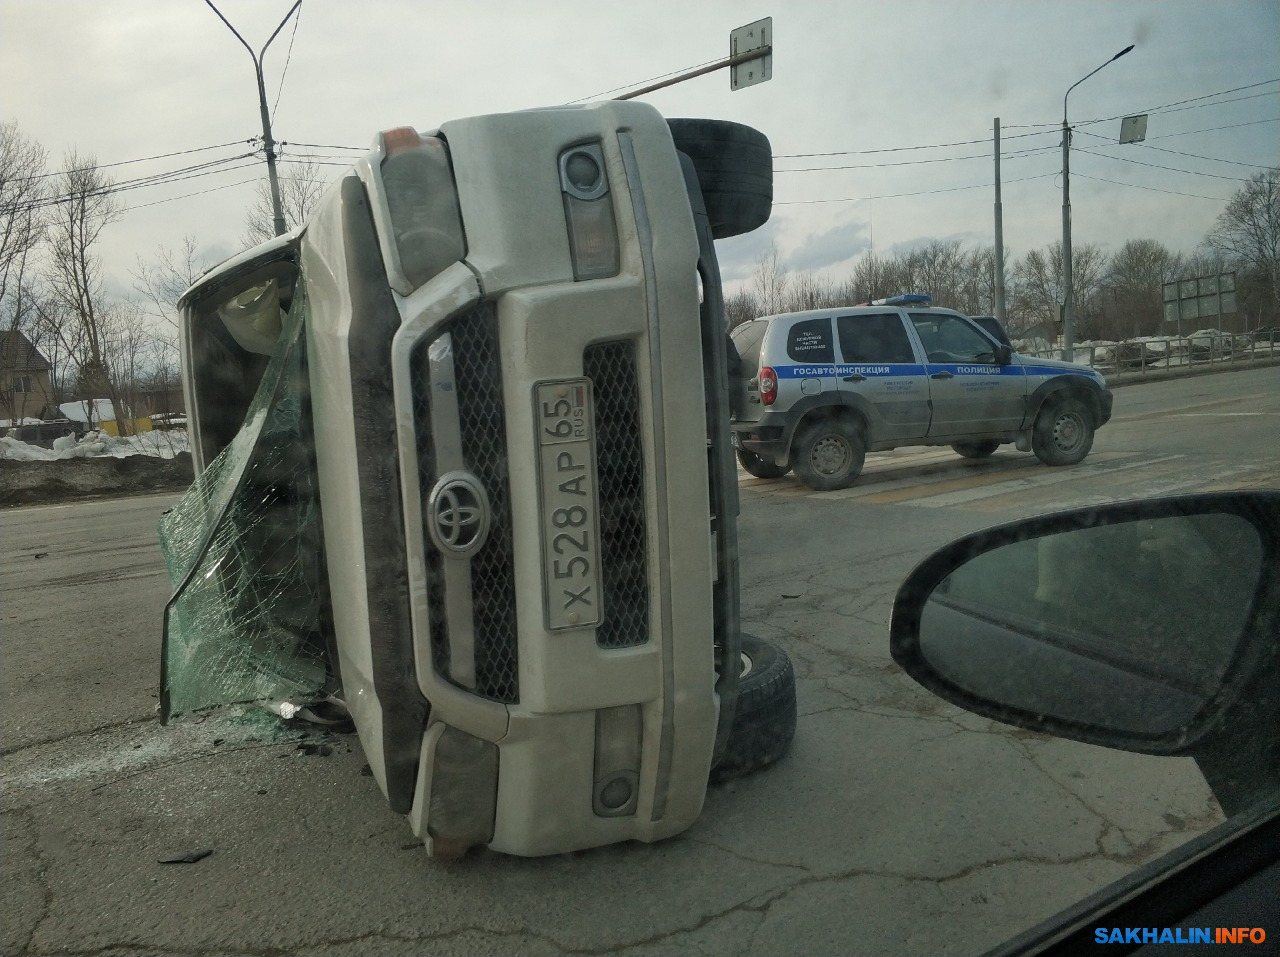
left=205, top=0, right=302, bottom=238
left=1061, top=43, right=1134, bottom=361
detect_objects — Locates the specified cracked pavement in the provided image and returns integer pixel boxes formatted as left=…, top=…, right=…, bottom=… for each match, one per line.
left=1, top=484, right=1223, bottom=956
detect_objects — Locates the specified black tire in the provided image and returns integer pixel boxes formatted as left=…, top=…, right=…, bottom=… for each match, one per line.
left=736, top=448, right=790, bottom=479
left=711, top=635, right=797, bottom=783
left=667, top=118, right=772, bottom=239
left=1032, top=396, right=1095, bottom=466
left=791, top=419, right=865, bottom=491
left=951, top=440, right=1001, bottom=459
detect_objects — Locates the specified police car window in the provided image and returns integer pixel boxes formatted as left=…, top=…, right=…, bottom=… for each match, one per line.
left=910, top=313, right=998, bottom=363
left=836, top=313, right=916, bottom=364
left=730, top=320, right=768, bottom=370
left=785, top=318, right=834, bottom=363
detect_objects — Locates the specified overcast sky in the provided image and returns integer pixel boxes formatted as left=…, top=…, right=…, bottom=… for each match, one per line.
left=3, top=0, right=1277, bottom=303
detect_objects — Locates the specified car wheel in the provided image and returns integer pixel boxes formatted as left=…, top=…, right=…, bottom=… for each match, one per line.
left=792, top=420, right=865, bottom=491
left=711, top=635, right=797, bottom=783
left=1032, top=397, right=1095, bottom=466
left=736, top=448, right=791, bottom=479
left=951, top=440, right=1001, bottom=459
left=667, top=118, right=772, bottom=239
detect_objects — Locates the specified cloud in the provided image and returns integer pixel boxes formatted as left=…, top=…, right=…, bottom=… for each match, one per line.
left=887, top=230, right=990, bottom=257
left=714, top=217, right=787, bottom=283
left=785, top=220, right=871, bottom=272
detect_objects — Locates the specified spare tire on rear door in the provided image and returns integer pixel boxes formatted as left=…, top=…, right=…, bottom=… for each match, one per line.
left=667, top=118, right=772, bottom=239
left=711, top=634, right=797, bottom=782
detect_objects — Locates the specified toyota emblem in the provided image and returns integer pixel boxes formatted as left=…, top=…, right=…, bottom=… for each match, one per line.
left=426, top=471, right=491, bottom=558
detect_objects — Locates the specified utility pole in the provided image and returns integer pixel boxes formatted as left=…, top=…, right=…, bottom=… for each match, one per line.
left=206, top=0, right=302, bottom=238
left=1061, top=43, right=1134, bottom=361
left=993, top=118, right=1006, bottom=327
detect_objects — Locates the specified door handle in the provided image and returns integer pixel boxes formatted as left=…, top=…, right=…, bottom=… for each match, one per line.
left=930, top=371, right=953, bottom=380
left=842, top=374, right=866, bottom=382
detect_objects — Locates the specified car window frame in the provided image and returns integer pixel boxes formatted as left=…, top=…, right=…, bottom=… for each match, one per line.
left=835, top=311, right=919, bottom=365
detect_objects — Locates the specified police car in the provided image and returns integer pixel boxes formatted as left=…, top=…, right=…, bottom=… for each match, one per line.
left=729, top=295, right=1113, bottom=491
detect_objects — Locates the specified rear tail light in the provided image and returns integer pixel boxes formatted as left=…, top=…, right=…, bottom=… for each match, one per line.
left=378, top=126, right=465, bottom=291
left=759, top=367, right=778, bottom=405
left=559, top=143, right=619, bottom=281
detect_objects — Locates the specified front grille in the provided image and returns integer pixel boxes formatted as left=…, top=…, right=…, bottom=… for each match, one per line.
left=584, top=341, right=649, bottom=649
left=410, top=303, right=519, bottom=704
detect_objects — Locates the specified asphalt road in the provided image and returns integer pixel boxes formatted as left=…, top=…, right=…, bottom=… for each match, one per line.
left=2, top=365, right=1277, bottom=957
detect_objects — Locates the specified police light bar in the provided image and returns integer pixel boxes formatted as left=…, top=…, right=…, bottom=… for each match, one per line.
left=870, top=294, right=932, bottom=306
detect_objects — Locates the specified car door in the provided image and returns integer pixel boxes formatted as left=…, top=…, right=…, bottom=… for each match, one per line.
left=908, top=311, right=1026, bottom=438
left=776, top=315, right=839, bottom=408
left=835, top=311, right=931, bottom=443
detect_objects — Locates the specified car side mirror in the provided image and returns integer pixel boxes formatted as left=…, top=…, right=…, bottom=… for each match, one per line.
left=889, top=492, right=1280, bottom=756
left=995, top=344, right=1012, bottom=365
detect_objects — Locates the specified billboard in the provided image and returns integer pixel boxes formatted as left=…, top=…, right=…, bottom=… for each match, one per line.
left=1163, top=272, right=1236, bottom=325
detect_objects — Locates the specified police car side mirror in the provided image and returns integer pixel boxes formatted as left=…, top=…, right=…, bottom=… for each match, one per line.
left=995, top=344, right=1012, bottom=365
left=889, top=492, right=1280, bottom=756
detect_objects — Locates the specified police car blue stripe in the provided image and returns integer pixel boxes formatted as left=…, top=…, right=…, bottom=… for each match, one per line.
left=774, top=362, right=1102, bottom=382
left=774, top=364, right=926, bottom=378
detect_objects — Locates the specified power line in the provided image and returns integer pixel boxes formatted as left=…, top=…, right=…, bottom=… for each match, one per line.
left=31, top=140, right=258, bottom=180
left=776, top=145, right=1057, bottom=173
left=1074, top=127, right=1274, bottom=169
left=1084, top=89, right=1280, bottom=128
left=775, top=129, right=1053, bottom=160
left=1148, top=117, right=1279, bottom=140
left=1074, top=146, right=1253, bottom=181
left=775, top=171, right=1059, bottom=206
left=1072, top=172, right=1227, bottom=202
left=1002, top=78, right=1280, bottom=129
left=11, top=155, right=261, bottom=213
left=279, top=140, right=365, bottom=151
left=122, top=177, right=264, bottom=213
left=271, top=1, right=303, bottom=123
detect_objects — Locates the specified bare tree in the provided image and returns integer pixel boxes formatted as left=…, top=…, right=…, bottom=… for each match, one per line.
left=1206, top=167, right=1280, bottom=321
left=43, top=150, right=134, bottom=433
left=724, top=288, right=759, bottom=329
left=846, top=252, right=907, bottom=304
left=133, top=235, right=210, bottom=411
left=0, top=122, right=47, bottom=315
left=134, top=235, right=209, bottom=332
left=1, top=123, right=50, bottom=422
left=1009, top=241, right=1109, bottom=340
left=956, top=245, right=1003, bottom=317
left=1103, top=239, right=1182, bottom=338
left=750, top=245, right=791, bottom=317
left=242, top=152, right=330, bottom=248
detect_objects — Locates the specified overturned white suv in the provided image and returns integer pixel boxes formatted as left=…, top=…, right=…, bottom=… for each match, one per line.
left=159, top=101, right=795, bottom=858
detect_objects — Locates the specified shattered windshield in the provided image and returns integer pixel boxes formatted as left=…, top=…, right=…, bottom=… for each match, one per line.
left=158, top=280, right=330, bottom=721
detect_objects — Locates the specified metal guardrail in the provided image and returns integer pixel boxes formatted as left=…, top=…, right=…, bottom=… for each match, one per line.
left=1020, top=330, right=1280, bottom=378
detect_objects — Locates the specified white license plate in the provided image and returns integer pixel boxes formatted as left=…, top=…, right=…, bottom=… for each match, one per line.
left=535, top=379, right=601, bottom=630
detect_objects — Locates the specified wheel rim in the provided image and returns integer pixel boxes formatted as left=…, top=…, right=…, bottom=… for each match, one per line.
left=810, top=435, right=851, bottom=475
left=1052, top=411, right=1086, bottom=453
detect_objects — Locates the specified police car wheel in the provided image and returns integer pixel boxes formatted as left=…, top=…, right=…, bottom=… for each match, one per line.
left=711, top=635, right=797, bottom=784
left=792, top=420, right=865, bottom=491
left=667, top=119, right=772, bottom=240
left=736, top=448, right=790, bottom=479
left=1032, top=397, right=1095, bottom=466
left=951, top=440, right=1001, bottom=459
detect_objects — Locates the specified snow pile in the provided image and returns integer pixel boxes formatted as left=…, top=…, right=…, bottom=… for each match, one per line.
left=0, top=428, right=190, bottom=461
left=0, top=436, right=58, bottom=461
